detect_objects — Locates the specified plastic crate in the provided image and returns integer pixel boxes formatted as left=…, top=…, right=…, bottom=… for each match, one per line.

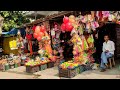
left=0, top=64, right=5, bottom=71
left=26, top=65, right=39, bottom=73
left=58, top=67, right=76, bottom=78
left=75, top=66, right=80, bottom=75
left=47, top=62, right=54, bottom=68
left=14, top=63, right=18, bottom=68
left=84, top=63, right=92, bottom=71
left=5, top=64, right=10, bottom=70
left=21, top=60, right=25, bottom=66
left=9, top=64, right=15, bottom=69
left=79, top=65, right=86, bottom=73
left=39, top=64, right=47, bottom=71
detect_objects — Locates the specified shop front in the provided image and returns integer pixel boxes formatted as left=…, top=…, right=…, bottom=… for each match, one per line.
left=1, top=11, right=120, bottom=78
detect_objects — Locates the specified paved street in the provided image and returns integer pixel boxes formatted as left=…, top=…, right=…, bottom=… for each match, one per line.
left=0, top=66, right=120, bottom=79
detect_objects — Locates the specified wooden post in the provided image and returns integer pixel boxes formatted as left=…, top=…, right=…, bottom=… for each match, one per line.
left=0, top=16, right=4, bottom=36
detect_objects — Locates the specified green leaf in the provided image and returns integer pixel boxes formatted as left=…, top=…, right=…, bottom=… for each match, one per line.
left=0, top=11, right=30, bottom=31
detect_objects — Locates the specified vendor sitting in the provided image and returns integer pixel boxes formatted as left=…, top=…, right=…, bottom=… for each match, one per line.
left=100, top=35, right=115, bottom=72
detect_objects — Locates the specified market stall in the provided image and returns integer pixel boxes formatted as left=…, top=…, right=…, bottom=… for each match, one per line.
left=4, top=11, right=120, bottom=78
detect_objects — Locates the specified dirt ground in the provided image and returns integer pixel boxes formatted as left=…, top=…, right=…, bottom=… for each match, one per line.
left=0, top=64, right=120, bottom=79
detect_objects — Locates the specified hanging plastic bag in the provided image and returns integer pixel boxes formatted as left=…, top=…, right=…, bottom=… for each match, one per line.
left=78, top=25, right=84, bottom=35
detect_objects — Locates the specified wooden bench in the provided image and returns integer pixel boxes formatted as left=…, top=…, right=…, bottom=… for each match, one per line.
left=108, top=56, right=115, bottom=69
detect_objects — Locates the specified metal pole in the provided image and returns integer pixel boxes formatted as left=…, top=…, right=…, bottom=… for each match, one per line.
left=35, top=11, right=37, bottom=20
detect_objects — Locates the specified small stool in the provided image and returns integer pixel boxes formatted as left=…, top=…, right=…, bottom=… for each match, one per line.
left=108, top=56, right=115, bottom=69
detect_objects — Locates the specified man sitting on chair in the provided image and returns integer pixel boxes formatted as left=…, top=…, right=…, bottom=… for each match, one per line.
left=100, top=35, right=115, bottom=72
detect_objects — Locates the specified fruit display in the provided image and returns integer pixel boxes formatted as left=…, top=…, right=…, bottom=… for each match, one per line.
left=59, top=61, right=79, bottom=69
left=25, top=57, right=50, bottom=66
left=25, top=60, right=41, bottom=66
left=40, top=57, right=50, bottom=64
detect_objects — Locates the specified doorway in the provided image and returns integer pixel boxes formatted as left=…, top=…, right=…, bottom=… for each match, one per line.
left=95, top=22, right=117, bottom=63
left=60, top=32, right=73, bottom=61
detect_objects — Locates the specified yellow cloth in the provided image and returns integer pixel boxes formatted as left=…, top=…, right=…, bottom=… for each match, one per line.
left=9, top=40, right=18, bottom=50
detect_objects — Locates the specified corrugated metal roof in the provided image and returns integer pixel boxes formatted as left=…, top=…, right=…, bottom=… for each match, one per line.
left=25, top=11, right=59, bottom=16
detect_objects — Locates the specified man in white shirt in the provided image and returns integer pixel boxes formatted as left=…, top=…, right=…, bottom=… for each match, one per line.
left=100, top=35, right=115, bottom=72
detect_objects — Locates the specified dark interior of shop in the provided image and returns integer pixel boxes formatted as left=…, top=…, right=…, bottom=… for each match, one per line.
left=95, top=22, right=117, bottom=64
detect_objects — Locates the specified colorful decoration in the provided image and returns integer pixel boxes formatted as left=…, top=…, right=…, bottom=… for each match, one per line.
left=38, top=32, right=44, bottom=37
left=35, top=26, right=41, bottom=34
left=59, top=61, right=79, bottom=69
left=61, top=23, right=66, bottom=31
left=32, top=26, right=36, bottom=31
left=33, top=33, right=38, bottom=38
left=63, top=16, right=69, bottom=24
left=87, top=34, right=94, bottom=48
left=40, top=25, right=46, bottom=33
left=65, top=22, right=73, bottom=32
left=37, top=36, right=42, bottom=41
left=102, top=11, right=110, bottom=18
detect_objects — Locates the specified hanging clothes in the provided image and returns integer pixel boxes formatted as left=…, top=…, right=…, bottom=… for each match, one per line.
left=96, top=11, right=103, bottom=21
left=26, top=29, right=33, bottom=55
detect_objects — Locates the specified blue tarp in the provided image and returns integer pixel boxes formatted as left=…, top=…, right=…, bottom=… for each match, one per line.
left=2, top=28, right=18, bottom=35
left=2, top=28, right=26, bottom=37
left=8, top=28, right=18, bottom=35
left=2, top=32, right=9, bottom=35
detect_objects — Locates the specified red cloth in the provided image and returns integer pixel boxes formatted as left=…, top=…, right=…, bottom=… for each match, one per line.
left=28, top=40, right=33, bottom=55
left=99, top=11, right=103, bottom=21
left=26, top=34, right=32, bottom=40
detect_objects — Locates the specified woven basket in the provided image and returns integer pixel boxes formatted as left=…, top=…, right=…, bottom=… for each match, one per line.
left=26, top=65, right=39, bottom=73
left=58, top=67, right=76, bottom=78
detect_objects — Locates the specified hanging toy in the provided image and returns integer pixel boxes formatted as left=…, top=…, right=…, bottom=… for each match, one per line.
left=63, top=16, right=69, bottom=24
left=102, top=11, right=110, bottom=18
left=96, top=11, right=103, bottom=21
left=35, top=26, right=41, bottom=34
left=94, top=21, right=99, bottom=28
left=82, top=15, right=87, bottom=23
left=51, top=28, right=55, bottom=38
left=87, top=14, right=93, bottom=22
left=87, top=34, right=94, bottom=48
left=91, top=22, right=96, bottom=31
left=40, top=25, right=46, bottom=33
left=78, top=24, right=84, bottom=35
left=82, top=35, right=89, bottom=51
left=86, top=22, right=91, bottom=33
left=65, top=22, right=73, bottom=32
